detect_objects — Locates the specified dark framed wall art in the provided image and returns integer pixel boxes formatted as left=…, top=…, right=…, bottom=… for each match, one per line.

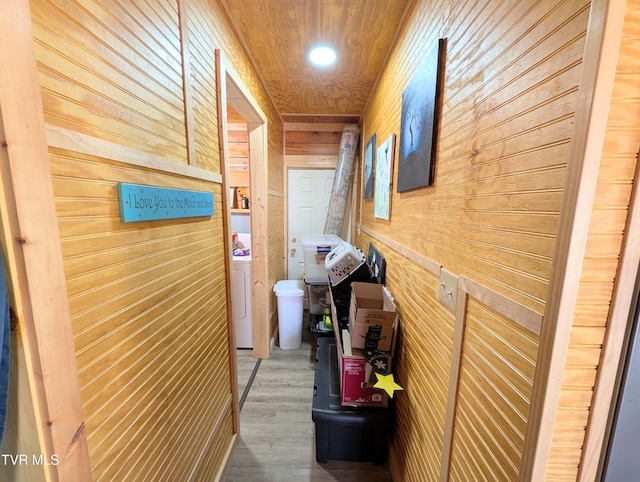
left=397, top=38, right=447, bottom=192
left=363, top=133, right=376, bottom=199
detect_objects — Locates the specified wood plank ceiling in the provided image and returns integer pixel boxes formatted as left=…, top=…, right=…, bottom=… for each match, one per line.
left=220, top=0, right=411, bottom=123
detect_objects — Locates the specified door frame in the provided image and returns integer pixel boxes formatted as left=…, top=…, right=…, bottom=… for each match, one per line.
left=217, top=52, right=270, bottom=361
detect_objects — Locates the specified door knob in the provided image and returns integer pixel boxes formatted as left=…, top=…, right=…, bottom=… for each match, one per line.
left=291, top=237, right=297, bottom=243
left=290, top=248, right=296, bottom=257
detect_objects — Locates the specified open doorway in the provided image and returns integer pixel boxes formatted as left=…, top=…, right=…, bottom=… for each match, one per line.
left=217, top=52, right=269, bottom=362
left=227, top=106, right=252, bottom=351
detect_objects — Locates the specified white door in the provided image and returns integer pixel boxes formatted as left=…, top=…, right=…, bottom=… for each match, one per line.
left=287, top=169, right=335, bottom=279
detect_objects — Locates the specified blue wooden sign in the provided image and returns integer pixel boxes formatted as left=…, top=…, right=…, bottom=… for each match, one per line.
left=117, top=183, right=214, bottom=222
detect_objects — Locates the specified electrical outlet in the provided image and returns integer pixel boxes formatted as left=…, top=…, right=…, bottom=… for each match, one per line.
left=439, top=268, right=458, bottom=311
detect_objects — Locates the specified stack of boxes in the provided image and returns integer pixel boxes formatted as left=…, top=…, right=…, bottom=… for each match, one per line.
left=330, top=282, right=398, bottom=407
left=300, top=237, right=398, bottom=408
left=309, top=240, right=397, bottom=408
left=310, top=240, right=397, bottom=465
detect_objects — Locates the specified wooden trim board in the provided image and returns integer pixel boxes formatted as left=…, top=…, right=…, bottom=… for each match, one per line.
left=358, top=224, right=441, bottom=275
left=458, top=277, right=542, bottom=336
left=284, top=154, right=339, bottom=169
left=284, top=123, right=349, bottom=132
left=439, top=288, right=469, bottom=481
left=188, top=395, right=233, bottom=481
left=215, top=49, right=241, bottom=439
left=248, top=122, right=270, bottom=359
left=0, top=0, right=91, bottom=479
left=358, top=225, right=542, bottom=333
left=46, top=124, right=222, bottom=183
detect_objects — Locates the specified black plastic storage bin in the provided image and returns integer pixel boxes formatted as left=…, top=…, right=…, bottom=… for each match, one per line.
left=312, top=336, right=392, bottom=465
left=309, top=312, right=334, bottom=337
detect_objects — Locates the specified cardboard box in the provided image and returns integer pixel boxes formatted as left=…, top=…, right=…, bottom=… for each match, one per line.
left=349, top=282, right=397, bottom=352
left=330, top=288, right=392, bottom=408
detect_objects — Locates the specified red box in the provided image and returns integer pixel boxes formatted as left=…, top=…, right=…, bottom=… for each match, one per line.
left=340, top=351, right=389, bottom=407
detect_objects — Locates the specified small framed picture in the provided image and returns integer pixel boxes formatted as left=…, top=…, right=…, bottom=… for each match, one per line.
left=363, top=134, right=376, bottom=199
left=374, top=133, right=395, bottom=220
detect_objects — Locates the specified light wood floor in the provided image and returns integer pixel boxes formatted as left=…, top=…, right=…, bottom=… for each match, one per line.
left=226, top=316, right=394, bottom=481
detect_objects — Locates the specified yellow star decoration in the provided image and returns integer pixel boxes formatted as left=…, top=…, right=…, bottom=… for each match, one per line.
left=374, top=372, right=404, bottom=398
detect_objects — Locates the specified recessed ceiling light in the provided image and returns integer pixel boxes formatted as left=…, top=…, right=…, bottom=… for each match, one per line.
left=309, top=46, right=337, bottom=66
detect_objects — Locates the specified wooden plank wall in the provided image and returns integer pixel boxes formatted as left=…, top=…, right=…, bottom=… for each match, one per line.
left=266, top=122, right=285, bottom=346
left=186, top=0, right=222, bottom=173
left=548, top=1, right=640, bottom=480
left=284, top=121, right=354, bottom=159
left=228, top=121, right=250, bottom=207
left=267, top=193, right=285, bottom=342
left=285, top=124, right=345, bottom=156
left=449, top=298, right=538, bottom=481
left=33, top=0, right=188, bottom=163
left=50, top=150, right=228, bottom=481
left=228, top=106, right=250, bottom=201
left=357, top=0, right=590, bottom=480
left=358, top=238, right=454, bottom=478
left=28, top=0, right=284, bottom=479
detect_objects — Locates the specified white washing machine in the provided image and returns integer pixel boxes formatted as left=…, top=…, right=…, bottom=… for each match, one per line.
left=232, top=233, right=252, bottom=348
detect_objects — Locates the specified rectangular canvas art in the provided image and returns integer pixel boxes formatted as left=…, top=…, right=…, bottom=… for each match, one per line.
left=363, top=133, right=376, bottom=199
left=374, top=134, right=395, bottom=220
left=397, top=38, right=446, bottom=192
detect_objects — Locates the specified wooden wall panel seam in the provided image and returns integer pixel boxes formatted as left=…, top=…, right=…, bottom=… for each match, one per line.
left=178, top=0, right=196, bottom=166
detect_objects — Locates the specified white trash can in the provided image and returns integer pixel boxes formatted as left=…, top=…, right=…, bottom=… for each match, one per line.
left=274, top=280, right=305, bottom=350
